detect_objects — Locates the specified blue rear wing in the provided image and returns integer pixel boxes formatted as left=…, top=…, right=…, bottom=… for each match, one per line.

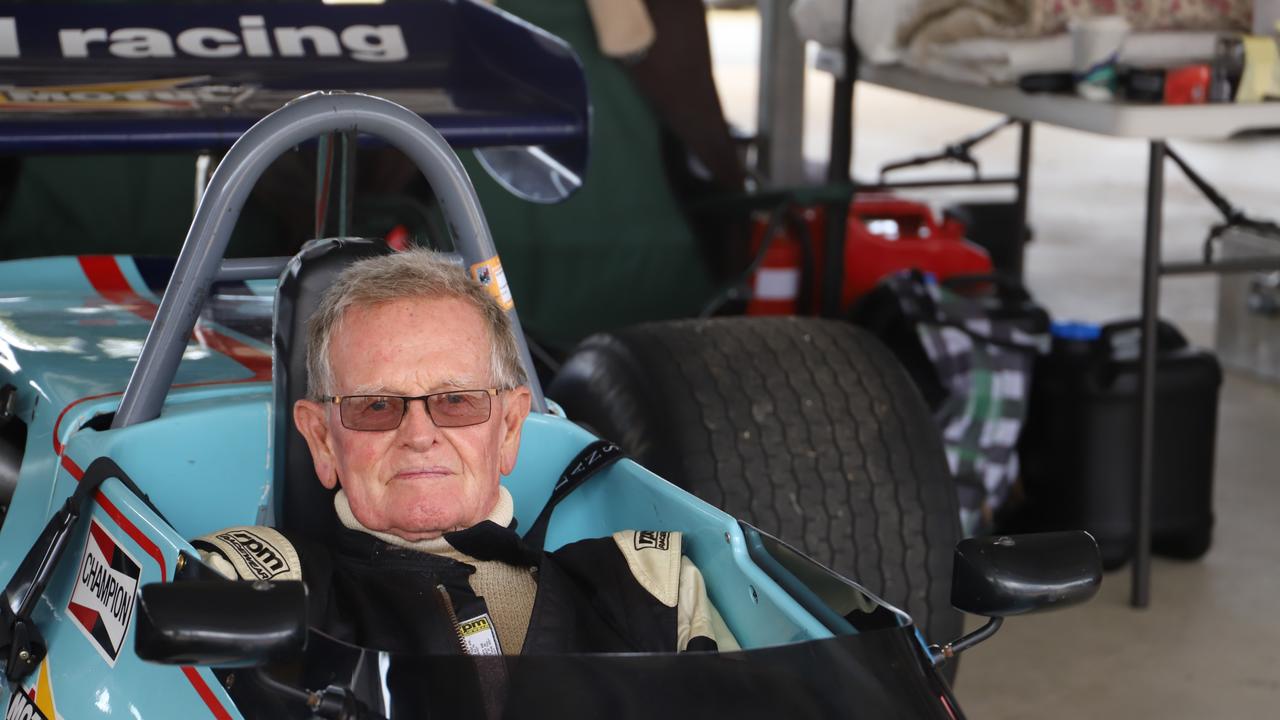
left=0, top=2, right=588, bottom=170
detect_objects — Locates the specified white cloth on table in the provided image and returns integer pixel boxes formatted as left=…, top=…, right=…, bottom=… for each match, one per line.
left=791, top=0, right=1227, bottom=86
left=903, top=31, right=1224, bottom=86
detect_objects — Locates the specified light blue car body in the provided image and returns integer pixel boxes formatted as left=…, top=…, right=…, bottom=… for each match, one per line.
left=0, top=7, right=927, bottom=711
left=0, top=251, right=874, bottom=717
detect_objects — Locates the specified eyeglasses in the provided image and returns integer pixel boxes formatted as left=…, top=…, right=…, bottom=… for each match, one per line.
left=322, top=389, right=501, bottom=431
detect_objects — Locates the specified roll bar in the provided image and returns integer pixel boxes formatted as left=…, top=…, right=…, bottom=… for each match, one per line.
left=112, top=92, right=546, bottom=428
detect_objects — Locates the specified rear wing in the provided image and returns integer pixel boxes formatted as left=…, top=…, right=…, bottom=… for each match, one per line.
left=0, top=2, right=588, bottom=194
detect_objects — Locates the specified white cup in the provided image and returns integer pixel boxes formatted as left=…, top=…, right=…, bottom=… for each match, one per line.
left=1070, top=15, right=1131, bottom=100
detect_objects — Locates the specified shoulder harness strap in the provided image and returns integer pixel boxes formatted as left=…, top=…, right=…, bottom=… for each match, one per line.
left=522, top=440, right=624, bottom=550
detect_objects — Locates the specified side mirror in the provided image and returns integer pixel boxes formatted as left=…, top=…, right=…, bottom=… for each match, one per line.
left=135, top=580, right=307, bottom=666
left=952, top=531, right=1102, bottom=617
left=931, top=531, right=1101, bottom=665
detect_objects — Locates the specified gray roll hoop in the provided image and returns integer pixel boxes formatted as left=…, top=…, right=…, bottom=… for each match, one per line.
left=113, top=91, right=546, bottom=429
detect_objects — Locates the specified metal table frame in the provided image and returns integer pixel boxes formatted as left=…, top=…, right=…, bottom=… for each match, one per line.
left=752, top=0, right=1280, bottom=604
left=840, top=63, right=1280, bottom=607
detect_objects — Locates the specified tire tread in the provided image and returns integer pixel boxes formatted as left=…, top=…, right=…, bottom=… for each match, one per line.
left=547, top=317, right=963, bottom=655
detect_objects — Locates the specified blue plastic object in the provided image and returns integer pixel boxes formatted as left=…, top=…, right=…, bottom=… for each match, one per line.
left=1051, top=320, right=1102, bottom=341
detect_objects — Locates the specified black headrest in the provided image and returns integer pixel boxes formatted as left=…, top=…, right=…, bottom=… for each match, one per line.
left=273, top=238, right=394, bottom=543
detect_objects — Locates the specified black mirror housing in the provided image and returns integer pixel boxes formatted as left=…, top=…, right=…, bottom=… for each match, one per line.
left=135, top=579, right=307, bottom=666
left=951, top=531, right=1102, bottom=618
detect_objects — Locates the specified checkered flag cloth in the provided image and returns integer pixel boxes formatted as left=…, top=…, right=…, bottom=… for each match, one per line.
left=885, top=272, right=1049, bottom=536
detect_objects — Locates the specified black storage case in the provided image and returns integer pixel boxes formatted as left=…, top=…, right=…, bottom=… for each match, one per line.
left=1017, top=320, right=1222, bottom=568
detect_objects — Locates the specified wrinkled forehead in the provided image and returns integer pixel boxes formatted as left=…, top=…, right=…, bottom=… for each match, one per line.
left=329, top=295, right=496, bottom=393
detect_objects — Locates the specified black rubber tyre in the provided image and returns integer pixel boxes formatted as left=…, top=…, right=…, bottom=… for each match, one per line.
left=547, top=317, right=963, bottom=668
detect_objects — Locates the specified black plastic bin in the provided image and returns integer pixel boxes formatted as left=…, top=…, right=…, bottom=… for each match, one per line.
left=1017, top=320, right=1222, bottom=569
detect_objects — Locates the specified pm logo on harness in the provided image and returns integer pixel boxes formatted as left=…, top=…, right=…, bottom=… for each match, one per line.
left=215, top=530, right=291, bottom=579
left=67, top=519, right=140, bottom=665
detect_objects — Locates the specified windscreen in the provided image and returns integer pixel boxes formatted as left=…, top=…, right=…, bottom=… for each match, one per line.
left=224, top=627, right=960, bottom=720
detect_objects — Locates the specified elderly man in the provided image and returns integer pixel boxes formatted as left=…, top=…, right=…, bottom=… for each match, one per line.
left=196, top=248, right=736, bottom=657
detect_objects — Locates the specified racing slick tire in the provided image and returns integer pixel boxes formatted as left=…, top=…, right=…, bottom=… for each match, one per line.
left=547, top=317, right=964, bottom=677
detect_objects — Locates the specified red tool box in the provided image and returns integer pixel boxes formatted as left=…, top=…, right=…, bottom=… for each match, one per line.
left=747, top=195, right=992, bottom=316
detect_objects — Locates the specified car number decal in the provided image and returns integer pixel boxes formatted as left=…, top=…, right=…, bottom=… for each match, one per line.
left=66, top=518, right=141, bottom=666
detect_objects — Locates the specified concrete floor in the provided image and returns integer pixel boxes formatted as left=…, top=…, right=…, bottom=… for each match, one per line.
left=706, top=12, right=1280, bottom=718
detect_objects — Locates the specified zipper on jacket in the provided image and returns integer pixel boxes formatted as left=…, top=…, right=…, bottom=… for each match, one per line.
left=435, top=583, right=470, bottom=656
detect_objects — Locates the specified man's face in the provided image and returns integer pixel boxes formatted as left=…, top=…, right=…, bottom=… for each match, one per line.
left=294, top=296, right=531, bottom=541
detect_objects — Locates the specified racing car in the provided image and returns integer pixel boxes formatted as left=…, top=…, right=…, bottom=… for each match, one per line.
left=0, top=3, right=1101, bottom=718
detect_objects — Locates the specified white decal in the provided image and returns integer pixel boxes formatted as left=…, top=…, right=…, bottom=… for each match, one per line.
left=214, top=530, right=292, bottom=580
left=49, top=17, right=406, bottom=62
left=0, top=19, right=19, bottom=59
left=67, top=519, right=141, bottom=666
left=458, top=614, right=502, bottom=656
left=5, top=690, right=49, bottom=720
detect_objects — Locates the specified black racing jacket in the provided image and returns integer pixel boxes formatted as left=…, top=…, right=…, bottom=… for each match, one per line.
left=282, top=521, right=685, bottom=656
left=197, top=520, right=723, bottom=716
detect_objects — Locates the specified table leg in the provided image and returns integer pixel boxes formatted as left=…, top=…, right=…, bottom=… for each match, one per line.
left=756, top=0, right=808, bottom=186
left=1133, top=140, right=1166, bottom=608
left=1013, top=121, right=1032, bottom=278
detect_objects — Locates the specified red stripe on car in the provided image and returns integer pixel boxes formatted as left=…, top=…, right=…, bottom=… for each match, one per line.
left=76, top=255, right=271, bottom=380
left=181, top=666, right=235, bottom=720
left=57, top=255, right=271, bottom=717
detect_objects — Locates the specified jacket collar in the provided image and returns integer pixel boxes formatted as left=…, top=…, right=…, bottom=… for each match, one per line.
left=332, top=486, right=539, bottom=568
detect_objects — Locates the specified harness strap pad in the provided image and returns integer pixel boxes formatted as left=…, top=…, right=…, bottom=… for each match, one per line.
left=192, top=526, right=302, bottom=581
left=611, top=530, right=682, bottom=608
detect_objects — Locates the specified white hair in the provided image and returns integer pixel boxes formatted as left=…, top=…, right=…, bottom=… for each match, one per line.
left=305, top=248, right=527, bottom=399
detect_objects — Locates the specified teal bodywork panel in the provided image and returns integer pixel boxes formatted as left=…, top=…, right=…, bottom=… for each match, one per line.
left=4, top=478, right=238, bottom=718
left=0, top=253, right=871, bottom=717
left=504, top=415, right=829, bottom=648
left=0, top=254, right=275, bottom=718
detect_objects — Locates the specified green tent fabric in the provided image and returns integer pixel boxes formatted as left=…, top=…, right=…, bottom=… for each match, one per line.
left=0, top=153, right=303, bottom=261
left=0, top=154, right=191, bottom=258
left=462, top=0, right=716, bottom=347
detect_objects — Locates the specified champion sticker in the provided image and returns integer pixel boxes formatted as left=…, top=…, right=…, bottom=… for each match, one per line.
left=67, top=518, right=140, bottom=666
left=633, top=530, right=670, bottom=551
left=470, top=257, right=514, bottom=311
left=213, top=529, right=292, bottom=580
left=458, top=613, right=502, bottom=656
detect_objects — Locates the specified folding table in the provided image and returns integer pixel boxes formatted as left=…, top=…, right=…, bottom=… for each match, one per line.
left=851, top=62, right=1280, bottom=607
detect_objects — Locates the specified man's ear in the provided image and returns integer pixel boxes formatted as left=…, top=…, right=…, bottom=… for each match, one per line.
left=294, top=399, right=340, bottom=489
left=497, top=387, right=532, bottom=476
